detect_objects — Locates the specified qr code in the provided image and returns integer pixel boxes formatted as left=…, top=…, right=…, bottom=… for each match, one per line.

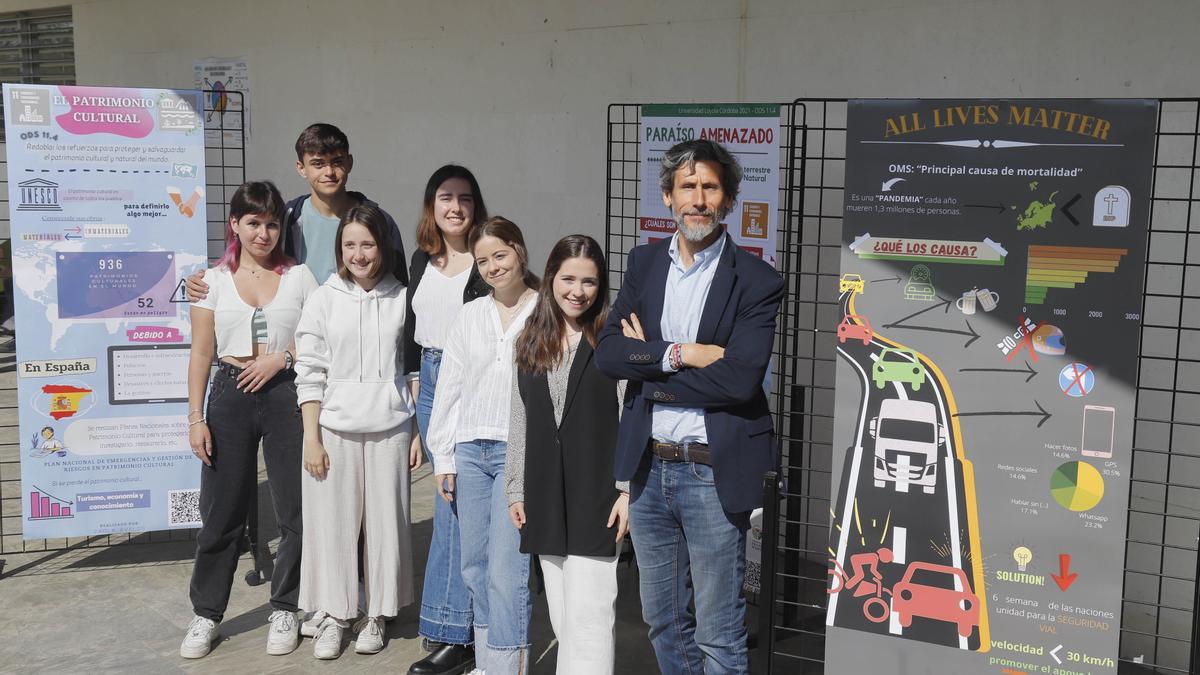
left=743, top=560, right=762, bottom=595
left=168, top=489, right=202, bottom=527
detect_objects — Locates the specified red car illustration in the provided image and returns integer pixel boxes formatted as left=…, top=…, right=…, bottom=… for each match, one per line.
left=837, top=315, right=873, bottom=345
left=892, top=561, right=980, bottom=638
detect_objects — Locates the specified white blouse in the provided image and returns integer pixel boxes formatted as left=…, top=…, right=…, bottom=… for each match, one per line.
left=426, top=294, right=536, bottom=475
left=412, top=264, right=471, bottom=350
left=193, top=264, right=318, bottom=359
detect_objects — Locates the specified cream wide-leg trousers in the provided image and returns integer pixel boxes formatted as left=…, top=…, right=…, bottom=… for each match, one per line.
left=539, top=553, right=619, bottom=675
left=299, top=422, right=414, bottom=620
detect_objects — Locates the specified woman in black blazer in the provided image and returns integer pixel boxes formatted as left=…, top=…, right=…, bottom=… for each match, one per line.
left=505, top=234, right=628, bottom=675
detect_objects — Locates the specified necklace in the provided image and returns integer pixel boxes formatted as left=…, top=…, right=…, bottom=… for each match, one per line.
left=496, top=289, right=534, bottom=319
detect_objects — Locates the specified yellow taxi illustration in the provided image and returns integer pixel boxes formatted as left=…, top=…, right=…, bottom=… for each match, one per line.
left=839, top=273, right=865, bottom=295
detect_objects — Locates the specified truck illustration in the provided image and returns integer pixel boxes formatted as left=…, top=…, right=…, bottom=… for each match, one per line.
left=870, top=398, right=947, bottom=494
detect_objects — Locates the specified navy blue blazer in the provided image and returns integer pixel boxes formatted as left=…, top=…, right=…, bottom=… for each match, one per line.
left=595, top=233, right=785, bottom=514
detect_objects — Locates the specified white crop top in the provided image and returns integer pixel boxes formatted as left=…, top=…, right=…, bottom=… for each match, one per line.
left=193, top=264, right=319, bottom=359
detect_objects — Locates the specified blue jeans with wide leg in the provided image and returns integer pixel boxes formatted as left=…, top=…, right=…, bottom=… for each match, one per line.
left=415, top=348, right=473, bottom=645
left=629, top=456, right=751, bottom=675
left=455, top=438, right=531, bottom=675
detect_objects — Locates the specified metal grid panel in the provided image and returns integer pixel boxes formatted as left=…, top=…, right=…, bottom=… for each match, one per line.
left=0, top=91, right=245, bottom=556
left=604, top=98, right=1200, bottom=674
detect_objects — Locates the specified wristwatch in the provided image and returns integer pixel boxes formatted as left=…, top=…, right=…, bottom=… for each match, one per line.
left=284, top=350, right=294, bottom=370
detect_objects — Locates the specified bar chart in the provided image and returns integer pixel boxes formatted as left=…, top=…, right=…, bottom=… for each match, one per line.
left=1025, top=245, right=1129, bottom=305
left=29, top=486, right=73, bottom=520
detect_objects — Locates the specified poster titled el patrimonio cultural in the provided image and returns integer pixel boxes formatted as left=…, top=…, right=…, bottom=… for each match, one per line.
left=3, top=84, right=208, bottom=539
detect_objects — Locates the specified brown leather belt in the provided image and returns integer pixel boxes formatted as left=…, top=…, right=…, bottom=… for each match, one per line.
left=649, top=440, right=712, bottom=466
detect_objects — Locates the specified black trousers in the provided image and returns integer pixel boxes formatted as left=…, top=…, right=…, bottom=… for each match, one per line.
left=189, top=366, right=304, bottom=622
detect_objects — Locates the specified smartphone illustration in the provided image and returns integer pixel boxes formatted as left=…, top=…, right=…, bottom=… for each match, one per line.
left=1082, top=405, right=1116, bottom=458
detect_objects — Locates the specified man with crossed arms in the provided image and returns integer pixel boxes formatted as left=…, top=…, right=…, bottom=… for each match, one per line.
left=596, top=138, right=784, bottom=674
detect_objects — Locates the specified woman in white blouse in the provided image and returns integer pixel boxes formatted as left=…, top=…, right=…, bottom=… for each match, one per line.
left=182, top=181, right=318, bottom=660
left=426, top=216, right=539, bottom=675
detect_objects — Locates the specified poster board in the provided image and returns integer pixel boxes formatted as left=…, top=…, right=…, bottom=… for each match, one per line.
left=826, top=99, right=1156, bottom=674
left=3, top=84, right=209, bottom=538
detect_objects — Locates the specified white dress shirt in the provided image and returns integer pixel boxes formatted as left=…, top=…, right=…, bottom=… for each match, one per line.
left=426, top=294, right=536, bottom=474
left=654, top=233, right=726, bottom=443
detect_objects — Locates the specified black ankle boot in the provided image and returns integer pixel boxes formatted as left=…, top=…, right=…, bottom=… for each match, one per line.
left=408, top=642, right=475, bottom=675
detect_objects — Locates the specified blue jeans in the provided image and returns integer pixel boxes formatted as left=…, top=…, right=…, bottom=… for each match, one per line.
left=416, top=348, right=473, bottom=645
left=629, top=456, right=751, bottom=675
left=455, top=438, right=531, bottom=675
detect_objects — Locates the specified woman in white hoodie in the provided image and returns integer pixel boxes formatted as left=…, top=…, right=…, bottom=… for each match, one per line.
left=294, top=204, right=423, bottom=660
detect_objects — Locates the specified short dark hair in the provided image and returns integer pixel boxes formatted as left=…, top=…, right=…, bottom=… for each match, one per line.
left=228, top=180, right=285, bottom=224
left=659, top=139, right=743, bottom=205
left=336, top=204, right=395, bottom=281
left=218, top=180, right=293, bottom=274
left=295, top=123, right=350, bottom=161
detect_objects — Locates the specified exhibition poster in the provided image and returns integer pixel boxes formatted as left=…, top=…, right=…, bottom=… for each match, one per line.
left=826, top=99, right=1155, bottom=674
left=192, top=56, right=249, bottom=145
left=4, top=84, right=209, bottom=539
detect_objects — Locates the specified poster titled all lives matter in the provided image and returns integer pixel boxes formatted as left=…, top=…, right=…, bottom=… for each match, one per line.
left=826, top=99, right=1156, bottom=675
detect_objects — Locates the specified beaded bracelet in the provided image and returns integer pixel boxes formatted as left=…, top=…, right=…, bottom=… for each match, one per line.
left=670, top=343, right=684, bottom=371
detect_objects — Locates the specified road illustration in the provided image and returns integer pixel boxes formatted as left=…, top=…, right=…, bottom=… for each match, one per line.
left=827, top=286, right=990, bottom=652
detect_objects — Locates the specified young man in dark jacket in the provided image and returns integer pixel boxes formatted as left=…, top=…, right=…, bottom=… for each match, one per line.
left=186, top=122, right=407, bottom=300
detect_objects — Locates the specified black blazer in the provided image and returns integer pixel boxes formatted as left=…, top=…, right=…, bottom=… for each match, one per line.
left=402, top=248, right=490, bottom=375
left=516, top=339, right=622, bottom=557
left=595, top=234, right=785, bottom=514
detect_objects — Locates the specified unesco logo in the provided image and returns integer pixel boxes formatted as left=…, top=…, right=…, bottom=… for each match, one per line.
left=17, top=178, right=61, bottom=212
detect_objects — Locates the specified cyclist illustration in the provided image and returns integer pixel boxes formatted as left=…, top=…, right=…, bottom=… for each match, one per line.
left=828, top=546, right=894, bottom=623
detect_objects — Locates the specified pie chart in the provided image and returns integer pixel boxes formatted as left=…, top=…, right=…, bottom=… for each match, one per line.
left=1051, top=461, right=1105, bottom=512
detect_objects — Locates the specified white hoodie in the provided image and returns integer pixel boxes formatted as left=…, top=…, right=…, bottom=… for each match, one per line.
left=294, top=273, right=416, bottom=433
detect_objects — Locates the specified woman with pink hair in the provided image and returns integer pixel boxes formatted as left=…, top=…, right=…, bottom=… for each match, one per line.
left=180, top=180, right=318, bottom=660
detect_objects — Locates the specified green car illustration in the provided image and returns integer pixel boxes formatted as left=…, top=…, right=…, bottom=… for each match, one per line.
left=873, top=347, right=926, bottom=391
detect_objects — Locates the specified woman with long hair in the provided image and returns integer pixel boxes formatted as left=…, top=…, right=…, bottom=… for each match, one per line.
left=293, top=205, right=422, bottom=659
left=182, top=180, right=318, bottom=659
left=403, top=165, right=490, bottom=675
left=506, top=235, right=628, bottom=674
left=426, top=217, right=539, bottom=675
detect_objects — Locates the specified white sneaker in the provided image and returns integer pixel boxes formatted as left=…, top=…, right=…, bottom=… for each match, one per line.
left=312, top=617, right=345, bottom=660
left=300, top=611, right=327, bottom=638
left=179, top=615, right=219, bottom=659
left=266, top=610, right=300, bottom=655
left=353, top=616, right=384, bottom=654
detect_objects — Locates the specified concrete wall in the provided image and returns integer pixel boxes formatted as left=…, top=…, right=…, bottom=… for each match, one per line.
left=5, top=0, right=1200, bottom=261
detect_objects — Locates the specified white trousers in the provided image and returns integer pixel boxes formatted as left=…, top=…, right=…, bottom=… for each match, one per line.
left=299, top=422, right=413, bottom=620
left=540, top=554, right=619, bottom=675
